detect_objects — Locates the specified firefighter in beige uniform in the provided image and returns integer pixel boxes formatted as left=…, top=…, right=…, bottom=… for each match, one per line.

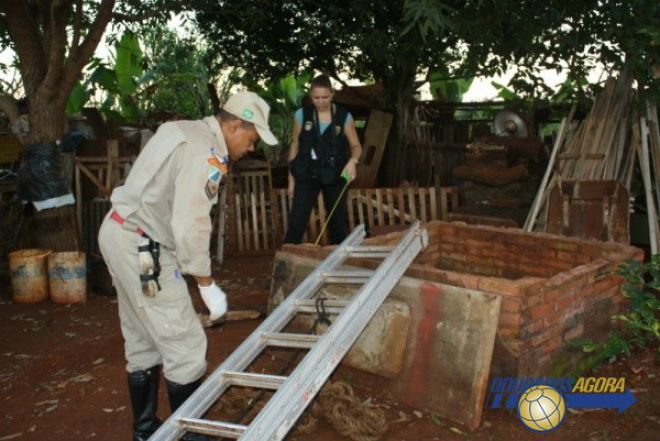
left=99, top=91, right=277, bottom=441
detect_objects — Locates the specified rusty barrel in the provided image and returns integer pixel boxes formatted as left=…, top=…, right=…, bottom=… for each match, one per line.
left=8, top=249, right=52, bottom=303
left=47, top=252, right=87, bottom=304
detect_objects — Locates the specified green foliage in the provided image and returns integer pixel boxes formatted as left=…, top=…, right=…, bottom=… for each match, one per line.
left=429, top=67, right=474, bottom=102
left=245, top=72, right=312, bottom=163
left=572, top=255, right=660, bottom=368
left=80, top=26, right=214, bottom=124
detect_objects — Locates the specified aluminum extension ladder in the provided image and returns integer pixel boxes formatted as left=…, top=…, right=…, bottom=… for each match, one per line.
left=150, top=221, right=428, bottom=441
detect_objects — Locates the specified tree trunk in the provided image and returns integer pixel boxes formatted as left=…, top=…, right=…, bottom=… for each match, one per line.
left=18, top=94, right=79, bottom=253
left=381, top=73, right=416, bottom=187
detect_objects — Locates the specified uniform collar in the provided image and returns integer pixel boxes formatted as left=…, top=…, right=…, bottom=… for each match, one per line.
left=203, top=116, right=229, bottom=159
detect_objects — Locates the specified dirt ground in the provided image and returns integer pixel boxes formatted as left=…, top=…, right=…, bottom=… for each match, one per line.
left=1, top=253, right=660, bottom=441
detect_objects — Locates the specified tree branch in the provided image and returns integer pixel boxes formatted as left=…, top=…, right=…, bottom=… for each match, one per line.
left=111, top=0, right=189, bottom=23
left=42, top=1, right=72, bottom=96
left=72, top=0, right=83, bottom=50
left=59, top=0, right=116, bottom=104
left=0, top=94, right=20, bottom=123
left=1, top=1, right=46, bottom=96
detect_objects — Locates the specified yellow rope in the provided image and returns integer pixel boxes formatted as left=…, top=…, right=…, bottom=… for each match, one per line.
left=315, top=172, right=351, bottom=245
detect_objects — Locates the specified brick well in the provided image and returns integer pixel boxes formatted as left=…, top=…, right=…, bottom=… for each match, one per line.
left=285, top=220, right=643, bottom=376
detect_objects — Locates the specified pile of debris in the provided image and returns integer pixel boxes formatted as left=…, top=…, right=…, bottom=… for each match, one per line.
left=454, top=130, right=545, bottom=223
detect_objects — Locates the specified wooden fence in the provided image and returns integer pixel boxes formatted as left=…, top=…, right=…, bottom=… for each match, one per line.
left=222, top=185, right=458, bottom=253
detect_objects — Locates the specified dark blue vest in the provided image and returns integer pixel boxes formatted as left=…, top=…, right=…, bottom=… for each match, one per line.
left=289, top=104, right=349, bottom=184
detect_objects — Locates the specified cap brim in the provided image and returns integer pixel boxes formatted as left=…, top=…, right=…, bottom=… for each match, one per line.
left=256, top=126, right=278, bottom=146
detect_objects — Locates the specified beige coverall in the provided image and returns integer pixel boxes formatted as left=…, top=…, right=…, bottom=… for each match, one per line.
left=99, top=116, right=228, bottom=384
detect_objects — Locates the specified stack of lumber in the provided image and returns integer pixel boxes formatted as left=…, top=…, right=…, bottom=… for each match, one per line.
left=524, top=71, right=660, bottom=252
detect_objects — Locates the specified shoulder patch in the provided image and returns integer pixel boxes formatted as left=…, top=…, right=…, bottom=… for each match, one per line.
left=207, top=157, right=228, bottom=174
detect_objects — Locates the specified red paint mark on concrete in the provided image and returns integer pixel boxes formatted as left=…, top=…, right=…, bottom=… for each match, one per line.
left=405, top=282, right=444, bottom=404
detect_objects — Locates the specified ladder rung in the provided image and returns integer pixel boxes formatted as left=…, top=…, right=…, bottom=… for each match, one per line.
left=347, top=252, right=390, bottom=258
left=296, top=299, right=350, bottom=308
left=224, top=371, right=287, bottom=389
left=294, top=299, right=349, bottom=315
left=320, top=270, right=374, bottom=284
left=346, top=246, right=395, bottom=252
left=261, top=332, right=321, bottom=349
left=346, top=246, right=394, bottom=258
left=179, top=418, right=247, bottom=439
left=345, top=246, right=392, bottom=258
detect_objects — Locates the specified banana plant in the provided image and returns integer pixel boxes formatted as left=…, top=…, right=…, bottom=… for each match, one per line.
left=248, top=71, right=312, bottom=163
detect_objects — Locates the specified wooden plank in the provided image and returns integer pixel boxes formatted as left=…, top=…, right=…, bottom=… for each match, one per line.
left=352, top=110, right=394, bottom=188
left=524, top=108, right=574, bottom=232
left=235, top=193, right=244, bottom=252
left=419, top=188, right=427, bottom=223
left=270, top=189, right=283, bottom=249
left=386, top=188, right=395, bottom=226
left=376, top=189, right=384, bottom=226
left=357, top=189, right=365, bottom=227
left=407, top=188, right=417, bottom=221
left=251, top=176, right=259, bottom=250
left=347, top=191, right=355, bottom=231
left=216, top=185, right=227, bottom=263
left=638, top=117, right=659, bottom=254
left=366, top=189, right=375, bottom=229
left=259, top=176, right=268, bottom=249
left=75, top=159, right=110, bottom=197
left=397, top=189, right=406, bottom=225
left=429, top=187, right=437, bottom=220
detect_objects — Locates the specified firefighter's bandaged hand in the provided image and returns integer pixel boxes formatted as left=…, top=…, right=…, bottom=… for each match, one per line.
left=198, top=282, right=228, bottom=321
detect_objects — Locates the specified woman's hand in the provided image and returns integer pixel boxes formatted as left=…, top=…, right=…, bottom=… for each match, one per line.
left=341, top=158, right=358, bottom=182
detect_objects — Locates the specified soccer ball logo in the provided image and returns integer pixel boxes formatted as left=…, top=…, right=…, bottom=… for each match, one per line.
left=518, top=385, right=566, bottom=432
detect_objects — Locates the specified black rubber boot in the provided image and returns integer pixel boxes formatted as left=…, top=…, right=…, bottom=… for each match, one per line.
left=128, top=366, right=162, bottom=441
left=166, top=378, right=208, bottom=441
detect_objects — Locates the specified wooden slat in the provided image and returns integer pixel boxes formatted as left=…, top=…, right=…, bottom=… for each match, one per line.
left=429, top=186, right=437, bottom=220
left=407, top=188, right=417, bottom=221
left=347, top=191, right=355, bottom=230
left=366, top=189, right=374, bottom=228
left=397, top=189, right=405, bottom=225
left=251, top=176, right=259, bottom=250
left=259, top=176, right=268, bottom=249
left=419, top=188, right=427, bottom=223
left=357, top=189, right=365, bottom=227
left=235, top=193, right=244, bottom=252
left=376, top=189, right=384, bottom=226
left=386, top=188, right=395, bottom=226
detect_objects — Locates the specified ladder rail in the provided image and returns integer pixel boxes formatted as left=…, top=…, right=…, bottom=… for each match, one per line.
left=239, top=221, right=427, bottom=441
left=150, top=225, right=367, bottom=440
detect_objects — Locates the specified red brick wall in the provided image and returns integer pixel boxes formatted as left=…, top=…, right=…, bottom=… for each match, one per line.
left=284, top=221, right=644, bottom=376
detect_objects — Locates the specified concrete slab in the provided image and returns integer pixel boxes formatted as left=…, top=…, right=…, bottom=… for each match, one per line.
left=269, top=251, right=501, bottom=430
